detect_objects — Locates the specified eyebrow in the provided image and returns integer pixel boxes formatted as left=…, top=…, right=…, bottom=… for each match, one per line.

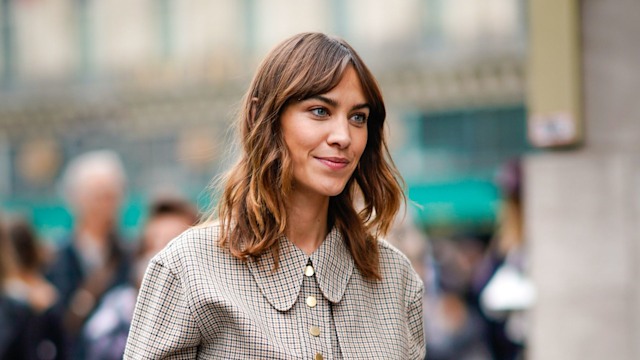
left=307, top=95, right=370, bottom=112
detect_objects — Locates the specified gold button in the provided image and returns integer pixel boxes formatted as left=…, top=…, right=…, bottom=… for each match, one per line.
left=306, top=296, right=317, bottom=308
left=304, top=265, right=315, bottom=277
left=314, top=353, right=323, bottom=360
left=309, top=325, right=321, bottom=337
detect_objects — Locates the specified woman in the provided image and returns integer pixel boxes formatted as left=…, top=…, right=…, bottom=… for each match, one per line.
left=1, top=215, right=65, bottom=360
left=4, top=217, right=66, bottom=360
left=0, top=215, right=31, bottom=360
left=125, top=32, right=425, bottom=359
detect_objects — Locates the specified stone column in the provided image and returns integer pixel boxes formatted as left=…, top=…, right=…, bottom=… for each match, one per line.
left=527, top=1, right=640, bottom=359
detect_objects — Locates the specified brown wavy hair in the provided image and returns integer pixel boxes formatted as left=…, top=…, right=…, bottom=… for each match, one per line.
left=208, top=32, right=404, bottom=280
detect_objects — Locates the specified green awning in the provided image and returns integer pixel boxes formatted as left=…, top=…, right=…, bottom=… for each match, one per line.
left=408, top=180, right=500, bottom=229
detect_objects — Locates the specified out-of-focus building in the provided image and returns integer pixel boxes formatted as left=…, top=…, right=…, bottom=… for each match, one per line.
left=0, top=0, right=529, bottom=239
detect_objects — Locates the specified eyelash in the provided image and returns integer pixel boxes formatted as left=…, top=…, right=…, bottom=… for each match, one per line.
left=310, top=107, right=328, bottom=117
left=351, top=113, right=368, bottom=125
left=309, top=107, right=368, bottom=126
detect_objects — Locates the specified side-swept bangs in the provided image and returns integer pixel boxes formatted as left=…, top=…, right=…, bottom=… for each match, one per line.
left=251, top=33, right=385, bottom=130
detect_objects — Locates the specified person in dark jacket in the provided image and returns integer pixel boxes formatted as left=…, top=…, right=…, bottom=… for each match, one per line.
left=3, top=216, right=66, bottom=360
left=46, top=150, right=131, bottom=359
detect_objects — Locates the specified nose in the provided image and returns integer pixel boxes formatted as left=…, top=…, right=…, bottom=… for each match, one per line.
left=326, top=118, right=352, bottom=149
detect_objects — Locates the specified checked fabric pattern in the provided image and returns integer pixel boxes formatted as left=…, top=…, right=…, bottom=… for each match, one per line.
left=124, top=223, right=425, bottom=359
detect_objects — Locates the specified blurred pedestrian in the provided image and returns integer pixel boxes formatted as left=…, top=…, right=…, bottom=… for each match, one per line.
left=78, top=196, right=198, bottom=360
left=125, top=32, right=425, bottom=359
left=6, top=217, right=59, bottom=316
left=46, top=150, right=131, bottom=358
left=473, top=158, right=533, bottom=360
left=0, top=213, right=33, bottom=360
left=3, top=217, right=66, bottom=360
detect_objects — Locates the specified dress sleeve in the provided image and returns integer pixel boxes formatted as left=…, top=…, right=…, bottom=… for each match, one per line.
left=124, top=258, right=201, bottom=359
left=408, top=283, right=426, bottom=360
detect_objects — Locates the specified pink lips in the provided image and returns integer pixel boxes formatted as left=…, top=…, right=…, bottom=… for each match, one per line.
left=316, top=156, right=350, bottom=170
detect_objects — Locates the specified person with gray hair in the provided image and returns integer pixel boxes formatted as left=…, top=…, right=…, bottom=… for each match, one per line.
left=46, top=149, right=132, bottom=359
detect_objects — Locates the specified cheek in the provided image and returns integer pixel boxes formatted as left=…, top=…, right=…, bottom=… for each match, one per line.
left=284, top=129, right=317, bottom=158
left=353, top=130, right=368, bottom=159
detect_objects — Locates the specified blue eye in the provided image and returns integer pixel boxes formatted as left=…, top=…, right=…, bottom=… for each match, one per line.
left=351, top=113, right=368, bottom=125
left=311, top=108, right=328, bottom=117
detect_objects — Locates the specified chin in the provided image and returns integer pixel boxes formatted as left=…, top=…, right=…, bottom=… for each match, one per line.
left=321, top=184, right=349, bottom=197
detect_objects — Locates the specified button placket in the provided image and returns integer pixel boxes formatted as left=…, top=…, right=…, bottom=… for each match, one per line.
left=302, top=262, right=324, bottom=358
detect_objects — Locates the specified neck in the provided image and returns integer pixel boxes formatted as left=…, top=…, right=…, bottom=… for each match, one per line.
left=285, top=191, right=329, bottom=255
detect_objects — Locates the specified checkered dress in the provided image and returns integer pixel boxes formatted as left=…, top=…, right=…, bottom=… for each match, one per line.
left=124, top=224, right=425, bottom=359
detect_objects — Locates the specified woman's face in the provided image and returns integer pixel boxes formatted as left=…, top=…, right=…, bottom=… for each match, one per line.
left=280, top=65, right=369, bottom=199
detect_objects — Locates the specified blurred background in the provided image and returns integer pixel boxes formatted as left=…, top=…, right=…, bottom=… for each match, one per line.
left=1, top=0, right=639, bottom=359
left=0, top=0, right=529, bottom=239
